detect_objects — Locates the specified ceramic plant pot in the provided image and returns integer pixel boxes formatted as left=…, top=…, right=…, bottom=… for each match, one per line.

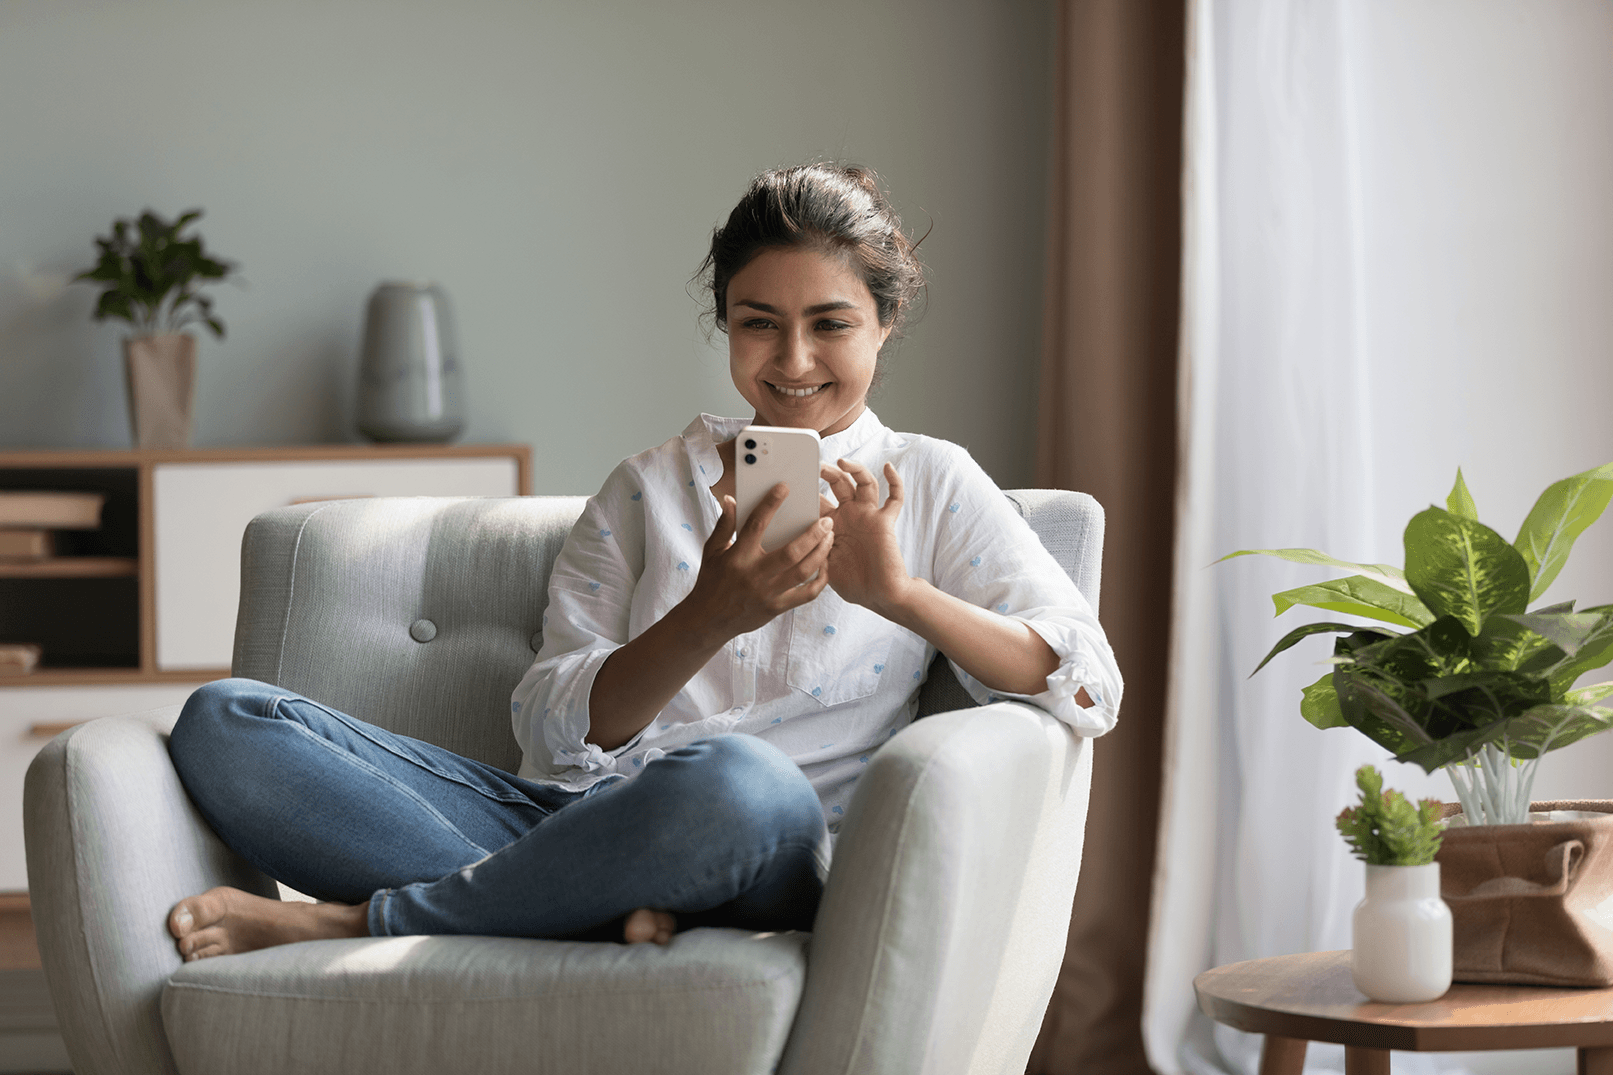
left=356, top=281, right=465, bottom=443
left=1351, top=861, right=1453, bottom=1003
left=124, top=333, right=197, bottom=449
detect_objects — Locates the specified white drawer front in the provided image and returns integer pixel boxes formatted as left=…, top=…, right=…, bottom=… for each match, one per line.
left=153, top=458, right=519, bottom=670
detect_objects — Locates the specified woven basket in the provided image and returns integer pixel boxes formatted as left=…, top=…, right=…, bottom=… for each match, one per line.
left=1437, top=799, right=1613, bottom=986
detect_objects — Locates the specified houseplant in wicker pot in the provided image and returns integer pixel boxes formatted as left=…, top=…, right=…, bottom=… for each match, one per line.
left=74, top=209, right=238, bottom=448
left=1227, top=462, right=1613, bottom=986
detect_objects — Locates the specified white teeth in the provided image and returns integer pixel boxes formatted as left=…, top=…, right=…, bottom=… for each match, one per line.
left=771, top=383, right=826, bottom=398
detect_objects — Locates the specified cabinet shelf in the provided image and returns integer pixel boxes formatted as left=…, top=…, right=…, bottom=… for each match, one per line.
left=0, top=557, right=138, bottom=579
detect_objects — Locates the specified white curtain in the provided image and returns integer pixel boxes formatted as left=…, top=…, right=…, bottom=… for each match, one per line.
left=1145, top=1, right=1613, bottom=1072
left=1143, top=2, right=1457, bottom=1072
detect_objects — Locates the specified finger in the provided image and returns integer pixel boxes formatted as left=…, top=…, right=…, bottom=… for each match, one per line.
left=820, top=463, right=854, bottom=505
left=838, top=458, right=880, bottom=504
left=737, top=483, right=789, bottom=546
left=881, top=462, right=904, bottom=517
left=780, top=535, right=835, bottom=605
left=774, top=515, right=833, bottom=569
left=704, top=495, right=738, bottom=555
left=819, top=493, right=836, bottom=517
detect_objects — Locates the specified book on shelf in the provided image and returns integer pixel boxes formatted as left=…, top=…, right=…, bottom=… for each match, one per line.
left=0, top=491, right=105, bottom=529
left=0, top=529, right=52, bottom=560
left=0, top=643, right=42, bottom=676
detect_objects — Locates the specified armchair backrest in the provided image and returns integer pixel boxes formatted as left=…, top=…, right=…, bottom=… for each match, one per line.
left=232, top=491, right=1103, bottom=774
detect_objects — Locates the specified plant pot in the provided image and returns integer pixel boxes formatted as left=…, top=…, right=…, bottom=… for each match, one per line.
left=1351, top=861, right=1452, bottom=1002
left=124, top=334, right=197, bottom=449
left=1437, top=799, right=1613, bottom=986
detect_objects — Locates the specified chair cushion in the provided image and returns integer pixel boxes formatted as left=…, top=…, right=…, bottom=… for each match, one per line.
left=161, top=928, right=807, bottom=1075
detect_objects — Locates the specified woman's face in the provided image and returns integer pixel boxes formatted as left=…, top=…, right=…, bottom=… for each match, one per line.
left=726, top=246, right=892, bottom=438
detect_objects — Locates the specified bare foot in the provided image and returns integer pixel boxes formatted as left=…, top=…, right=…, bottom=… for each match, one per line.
left=622, top=907, right=675, bottom=945
left=168, top=886, right=369, bottom=962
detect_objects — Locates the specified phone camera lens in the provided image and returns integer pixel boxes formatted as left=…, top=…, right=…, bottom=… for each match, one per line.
left=744, top=453, right=757, bottom=465
left=744, top=439, right=757, bottom=450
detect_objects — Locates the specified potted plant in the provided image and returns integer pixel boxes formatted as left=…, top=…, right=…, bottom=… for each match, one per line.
left=74, top=209, right=238, bottom=449
left=1227, top=462, right=1613, bottom=984
left=1337, top=764, right=1450, bottom=1002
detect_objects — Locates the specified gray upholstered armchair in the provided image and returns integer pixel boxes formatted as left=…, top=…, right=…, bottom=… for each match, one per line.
left=25, top=490, right=1102, bottom=1075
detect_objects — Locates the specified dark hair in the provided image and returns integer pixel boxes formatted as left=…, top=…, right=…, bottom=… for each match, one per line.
left=699, top=164, right=926, bottom=343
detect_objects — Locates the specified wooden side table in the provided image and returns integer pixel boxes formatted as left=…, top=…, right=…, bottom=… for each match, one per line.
left=1195, top=950, right=1613, bottom=1075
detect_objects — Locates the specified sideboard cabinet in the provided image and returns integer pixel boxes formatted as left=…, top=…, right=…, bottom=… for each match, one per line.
left=0, top=444, right=530, bottom=684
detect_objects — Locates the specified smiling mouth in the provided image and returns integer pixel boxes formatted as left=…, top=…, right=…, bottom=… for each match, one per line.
left=767, top=382, right=828, bottom=398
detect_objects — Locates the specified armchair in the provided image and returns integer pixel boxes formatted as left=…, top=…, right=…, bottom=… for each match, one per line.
left=25, top=490, right=1102, bottom=1075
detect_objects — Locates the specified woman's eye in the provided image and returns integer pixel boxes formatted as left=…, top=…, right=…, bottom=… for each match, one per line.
left=816, top=320, right=851, bottom=332
left=742, top=318, right=775, bottom=331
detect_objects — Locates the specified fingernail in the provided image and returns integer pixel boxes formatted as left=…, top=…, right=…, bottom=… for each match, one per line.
left=174, top=908, right=193, bottom=933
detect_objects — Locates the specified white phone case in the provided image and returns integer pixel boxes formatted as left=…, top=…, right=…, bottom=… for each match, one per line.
left=734, top=425, right=822, bottom=550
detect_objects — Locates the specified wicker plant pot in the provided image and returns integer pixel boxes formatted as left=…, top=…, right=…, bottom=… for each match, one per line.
left=124, top=333, right=196, bottom=448
left=1437, top=799, right=1613, bottom=986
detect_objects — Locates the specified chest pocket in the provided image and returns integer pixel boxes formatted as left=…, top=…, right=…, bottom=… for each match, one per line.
left=787, top=586, right=894, bottom=707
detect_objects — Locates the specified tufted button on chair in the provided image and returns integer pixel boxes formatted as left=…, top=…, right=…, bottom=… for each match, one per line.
left=25, top=491, right=1102, bottom=1075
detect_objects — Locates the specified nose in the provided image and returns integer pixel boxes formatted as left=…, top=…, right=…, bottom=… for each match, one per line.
left=775, top=325, right=814, bottom=378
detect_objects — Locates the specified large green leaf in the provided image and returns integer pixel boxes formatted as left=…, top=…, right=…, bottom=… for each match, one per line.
left=1343, top=616, right=1471, bottom=687
left=1394, top=717, right=1513, bottom=772
left=1300, top=672, right=1347, bottom=729
left=1271, top=576, right=1434, bottom=629
left=1513, top=462, right=1613, bottom=600
left=1544, top=610, right=1613, bottom=694
left=1217, top=548, right=1408, bottom=589
left=1334, top=668, right=1436, bottom=758
left=1567, top=681, right=1613, bottom=707
left=1492, top=703, right=1613, bottom=760
left=1251, top=621, right=1391, bottom=677
left=1447, top=468, right=1478, bottom=520
left=1403, top=507, right=1530, bottom=636
left=1495, top=612, right=1607, bottom=657
left=1471, top=612, right=1565, bottom=674
left=1416, top=669, right=1554, bottom=730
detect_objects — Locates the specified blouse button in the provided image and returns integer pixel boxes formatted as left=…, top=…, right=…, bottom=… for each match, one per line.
left=409, top=619, right=437, bottom=643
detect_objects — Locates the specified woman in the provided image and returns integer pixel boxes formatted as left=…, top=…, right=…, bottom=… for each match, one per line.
left=166, top=164, right=1122, bottom=960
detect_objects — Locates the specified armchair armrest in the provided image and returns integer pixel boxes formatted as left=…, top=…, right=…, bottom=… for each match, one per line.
left=778, top=701, right=1094, bottom=1075
left=24, top=707, right=276, bottom=1075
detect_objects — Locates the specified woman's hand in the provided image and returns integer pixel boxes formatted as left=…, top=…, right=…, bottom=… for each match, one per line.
left=681, top=485, right=835, bottom=643
left=820, top=459, right=914, bottom=617
left=587, top=485, right=831, bottom=750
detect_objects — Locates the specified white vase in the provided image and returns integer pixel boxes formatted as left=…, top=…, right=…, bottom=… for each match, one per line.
left=1351, top=862, right=1453, bottom=1002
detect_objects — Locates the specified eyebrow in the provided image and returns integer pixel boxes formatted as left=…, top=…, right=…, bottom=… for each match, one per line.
left=733, top=300, right=859, bottom=316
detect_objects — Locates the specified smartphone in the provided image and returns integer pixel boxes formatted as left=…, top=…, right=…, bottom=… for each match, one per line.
left=734, top=425, right=822, bottom=551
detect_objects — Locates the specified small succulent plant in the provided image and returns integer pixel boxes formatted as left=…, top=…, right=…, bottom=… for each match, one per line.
left=1336, top=765, right=1444, bottom=866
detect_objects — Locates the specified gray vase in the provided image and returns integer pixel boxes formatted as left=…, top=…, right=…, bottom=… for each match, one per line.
left=356, top=281, right=465, bottom=443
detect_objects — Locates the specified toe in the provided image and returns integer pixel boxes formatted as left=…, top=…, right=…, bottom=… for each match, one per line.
left=178, top=925, right=228, bottom=960
left=169, top=902, right=196, bottom=939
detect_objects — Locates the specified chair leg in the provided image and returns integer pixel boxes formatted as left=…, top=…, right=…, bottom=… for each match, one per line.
left=1258, top=1035, right=1307, bottom=1075
left=1345, top=1046, right=1391, bottom=1075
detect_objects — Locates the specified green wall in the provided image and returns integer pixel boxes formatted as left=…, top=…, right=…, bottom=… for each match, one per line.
left=0, top=0, right=1055, bottom=492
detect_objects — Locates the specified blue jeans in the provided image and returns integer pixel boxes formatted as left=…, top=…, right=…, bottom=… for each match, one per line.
left=168, top=678, right=828, bottom=939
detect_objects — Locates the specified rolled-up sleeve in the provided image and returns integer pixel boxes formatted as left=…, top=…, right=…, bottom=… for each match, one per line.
left=511, top=463, right=646, bottom=780
left=925, top=446, right=1123, bottom=736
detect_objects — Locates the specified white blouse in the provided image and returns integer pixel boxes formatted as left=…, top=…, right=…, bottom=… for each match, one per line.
left=511, top=409, right=1122, bottom=828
